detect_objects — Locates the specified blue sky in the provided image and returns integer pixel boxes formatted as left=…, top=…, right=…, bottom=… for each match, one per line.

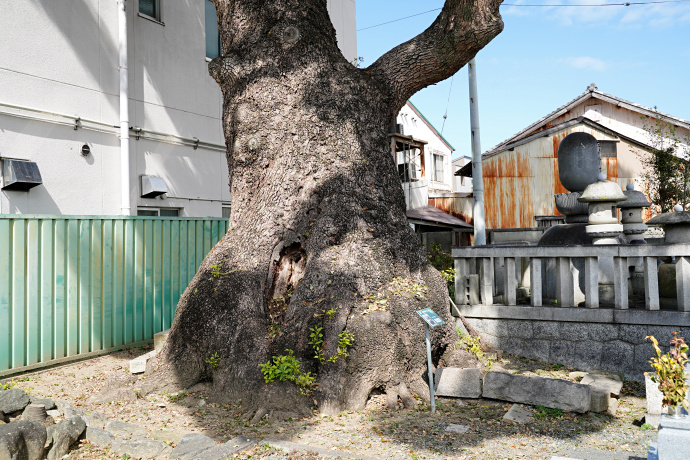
left=356, top=0, right=690, bottom=160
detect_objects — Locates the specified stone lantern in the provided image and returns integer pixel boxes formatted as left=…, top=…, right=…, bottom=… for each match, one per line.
left=647, top=206, right=690, bottom=307
left=578, top=173, right=626, bottom=305
left=618, top=183, right=652, bottom=244
left=578, top=173, right=627, bottom=245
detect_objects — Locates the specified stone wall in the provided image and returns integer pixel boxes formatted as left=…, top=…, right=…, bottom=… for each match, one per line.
left=457, top=305, right=690, bottom=381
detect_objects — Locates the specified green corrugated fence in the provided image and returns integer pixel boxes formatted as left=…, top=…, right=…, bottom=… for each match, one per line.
left=0, top=215, right=229, bottom=376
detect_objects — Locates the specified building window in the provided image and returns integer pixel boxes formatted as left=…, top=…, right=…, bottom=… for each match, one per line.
left=222, top=205, right=231, bottom=218
left=599, top=140, right=618, bottom=158
left=432, top=153, right=445, bottom=182
left=205, top=0, right=221, bottom=59
left=139, top=0, right=161, bottom=21
left=397, top=147, right=421, bottom=182
left=137, top=208, right=180, bottom=217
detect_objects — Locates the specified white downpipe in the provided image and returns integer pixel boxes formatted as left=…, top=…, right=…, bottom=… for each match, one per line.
left=118, top=0, right=131, bottom=215
left=468, top=59, right=486, bottom=246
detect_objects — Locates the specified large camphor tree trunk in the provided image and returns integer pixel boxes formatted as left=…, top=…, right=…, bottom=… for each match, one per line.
left=144, top=0, right=503, bottom=417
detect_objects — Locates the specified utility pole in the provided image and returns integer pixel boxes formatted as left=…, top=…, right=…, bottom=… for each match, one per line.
left=468, top=58, right=486, bottom=246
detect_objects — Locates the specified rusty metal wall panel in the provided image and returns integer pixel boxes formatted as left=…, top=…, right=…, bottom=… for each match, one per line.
left=427, top=196, right=474, bottom=224
left=0, top=215, right=228, bottom=376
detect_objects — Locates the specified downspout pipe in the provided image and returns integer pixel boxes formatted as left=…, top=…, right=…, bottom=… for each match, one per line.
left=468, top=59, right=486, bottom=246
left=118, top=0, right=131, bottom=215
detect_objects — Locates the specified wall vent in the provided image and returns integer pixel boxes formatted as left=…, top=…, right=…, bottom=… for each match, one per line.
left=140, top=175, right=168, bottom=198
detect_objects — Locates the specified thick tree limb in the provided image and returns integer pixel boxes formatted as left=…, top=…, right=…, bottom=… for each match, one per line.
left=368, top=0, right=504, bottom=112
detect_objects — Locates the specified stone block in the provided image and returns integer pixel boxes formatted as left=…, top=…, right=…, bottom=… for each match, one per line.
left=434, top=368, right=482, bottom=399
left=482, top=372, right=591, bottom=413
left=171, top=433, right=218, bottom=460
left=657, top=415, right=690, bottom=460
left=599, top=340, right=633, bottom=372
left=558, top=322, right=589, bottom=342
left=150, top=429, right=187, bottom=445
left=81, top=412, right=108, bottom=429
left=444, top=424, right=470, bottom=434
left=499, top=337, right=526, bottom=356
left=587, top=323, right=618, bottom=342
left=520, top=339, right=550, bottom=362
left=503, top=404, right=534, bottom=423
left=607, top=397, right=618, bottom=417
left=580, top=373, right=623, bottom=396
left=154, top=329, right=170, bottom=351
left=550, top=340, right=576, bottom=368
left=85, top=427, right=113, bottom=447
left=0, top=389, right=30, bottom=414
left=112, top=436, right=173, bottom=459
left=200, top=436, right=256, bottom=460
left=634, top=343, right=655, bottom=373
left=46, top=416, right=87, bottom=460
left=647, top=326, right=679, bottom=345
left=129, top=349, right=158, bottom=374
left=533, top=321, right=559, bottom=340
left=105, top=420, right=148, bottom=438
left=589, top=389, right=609, bottom=413
left=646, top=373, right=664, bottom=416
left=0, top=420, right=47, bottom=460
left=499, top=320, right=533, bottom=339
left=619, top=324, right=648, bottom=345
left=573, top=341, right=602, bottom=370
left=29, top=397, right=56, bottom=411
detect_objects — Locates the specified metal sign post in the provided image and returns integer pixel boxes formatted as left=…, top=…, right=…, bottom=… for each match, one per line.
left=416, top=308, right=445, bottom=413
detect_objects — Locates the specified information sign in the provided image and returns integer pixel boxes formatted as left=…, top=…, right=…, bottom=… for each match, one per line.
left=416, top=308, right=445, bottom=328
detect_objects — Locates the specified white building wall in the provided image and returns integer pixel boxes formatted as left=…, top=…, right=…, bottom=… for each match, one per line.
left=0, top=0, right=357, bottom=216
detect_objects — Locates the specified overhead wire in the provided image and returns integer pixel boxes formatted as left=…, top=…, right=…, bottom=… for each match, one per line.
left=357, top=0, right=690, bottom=31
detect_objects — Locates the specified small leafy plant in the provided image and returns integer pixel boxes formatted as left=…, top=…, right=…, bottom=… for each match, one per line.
left=309, top=326, right=355, bottom=364
left=1, top=379, right=17, bottom=390
left=205, top=352, right=220, bottom=369
left=259, top=349, right=316, bottom=396
left=647, top=331, right=689, bottom=411
left=534, top=405, right=563, bottom=420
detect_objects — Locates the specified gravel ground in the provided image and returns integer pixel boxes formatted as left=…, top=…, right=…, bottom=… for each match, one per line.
left=2, top=347, right=656, bottom=460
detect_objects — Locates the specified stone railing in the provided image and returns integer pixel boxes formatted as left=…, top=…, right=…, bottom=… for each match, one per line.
left=452, top=243, right=690, bottom=311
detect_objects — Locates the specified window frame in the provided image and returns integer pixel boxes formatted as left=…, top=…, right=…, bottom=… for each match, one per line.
left=138, top=0, right=163, bottom=24
left=432, top=152, right=446, bottom=183
left=137, top=207, right=181, bottom=217
left=205, top=0, right=222, bottom=59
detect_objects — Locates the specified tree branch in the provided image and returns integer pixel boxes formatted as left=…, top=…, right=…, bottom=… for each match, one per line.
left=367, top=0, right=504, bottom=112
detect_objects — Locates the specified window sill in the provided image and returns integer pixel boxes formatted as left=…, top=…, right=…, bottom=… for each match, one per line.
left=138, top=12, right=165, bottom=26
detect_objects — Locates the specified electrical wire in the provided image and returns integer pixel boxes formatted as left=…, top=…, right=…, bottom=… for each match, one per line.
left=357, top=0, right=690, bottom=31
left=440, top=75, right=454, bottom=136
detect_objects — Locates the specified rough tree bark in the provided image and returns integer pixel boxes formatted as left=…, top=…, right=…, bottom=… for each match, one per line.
left=143, top=0, right=504, bottom=417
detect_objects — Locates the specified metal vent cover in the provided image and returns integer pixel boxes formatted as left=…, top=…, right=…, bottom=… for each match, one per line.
left=140, top=175, right=168, bottom=198
left=2, top=159, right=42, bottom=191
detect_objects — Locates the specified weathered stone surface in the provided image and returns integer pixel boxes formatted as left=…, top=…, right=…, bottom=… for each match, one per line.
left=533, top=321, right=559, bottom=340
left=434, top=368, right=482, bottom=399
left=171, top=433, right=218, bottom=460
left=85, top=427, right=113, bottom=447
left=589, top=389, right=609, bottom=413
left=150, top=429, right=187, bottom=444
left=656, top=414, right=690, bottom=460
left=503, top=404, right=534, bottom=423
left=55, top=401, right=85, bottom=419
left=0, top=420, right=46, bottom=460
left=81, top=412, right=108, bottom=429
left=599, top=341, right=633, bottom=372
left=86, top=387, right=136, bottom=404
left=607, top=397, right=619, bottom=416
left=549, top=340, right=575, bottom=368
left=520, top=339, right=550, bottom=362
left=587, top=323, right=618, bottom=342
left=619, top=324, right=647, bottom=345
left=28, top=397, right=55, bottom=411
left=581, top=373, right=623, bottom=396
left=199, top=436, right=256, bottom=460
left=646, top=373, right=664, bottom=416
left=129, top=349, right=158, bottom=374
left=0, top=389, right=30, bottom=414
left=444, top=424, right=469, bottom=434
left=111, top=436, right=172, bottom=459
left=559, top=323, right=589, bottom=342
left=21, top=405, right=48, bottom=423
left=154, top=329, right=170, bottom=351
left=104, top=420, right=148, bottom=438
left=573, top=341, right=602, bottom=370
left=45, top=410, right=60, bottom=419
left=483, top=372, right=591, bottom=413
left=557, top=132, right=601, bottom=193
left=45, top=416, right=86, bottom=460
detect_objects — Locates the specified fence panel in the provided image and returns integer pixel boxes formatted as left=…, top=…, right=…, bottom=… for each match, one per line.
left=0, top=215, right=228, bottom=376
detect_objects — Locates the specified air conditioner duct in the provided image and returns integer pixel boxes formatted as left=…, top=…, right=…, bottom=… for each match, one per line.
left=2, top=159, right=42, bottom=191
left=140, top=175, right=168, bottom=198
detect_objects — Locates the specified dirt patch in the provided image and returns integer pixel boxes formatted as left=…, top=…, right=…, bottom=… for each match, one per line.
left=2, top=347, right=655, bottom=459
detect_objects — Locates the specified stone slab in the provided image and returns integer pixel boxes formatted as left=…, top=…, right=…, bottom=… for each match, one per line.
left=503, top=404, right=534, bottom=423
left=483, top=371, right=591, bottom=413
left=150, top=429, right=188, bottom=444
left=263, top=439, right=379, bottom=460
left=198, top=436, right=257, bottom=460
left=646, top=373, right=664, bottom=416
left=129, top=349, right=158, bottom=374
left=589, top=389, right=609, bottom=413
left=657, top=415, right=690, bottom=460
left=171, top=433, right=218, bottom=460
left=154, top=329, right=170, bottom=351
left=85, top=427, right=113, bottom=447
left=0, top=389, right=30, bottom=414
left=111, top=436, right=172, bottom=459
left=105, top=420, right=148, bottom=437
left=444, top=424, right=470, bottom=434
left=0, top=420, right=47, bottom=460
left=434, top=368, right=482, bottom=399
left=581, top=373, right=623, bottom=396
